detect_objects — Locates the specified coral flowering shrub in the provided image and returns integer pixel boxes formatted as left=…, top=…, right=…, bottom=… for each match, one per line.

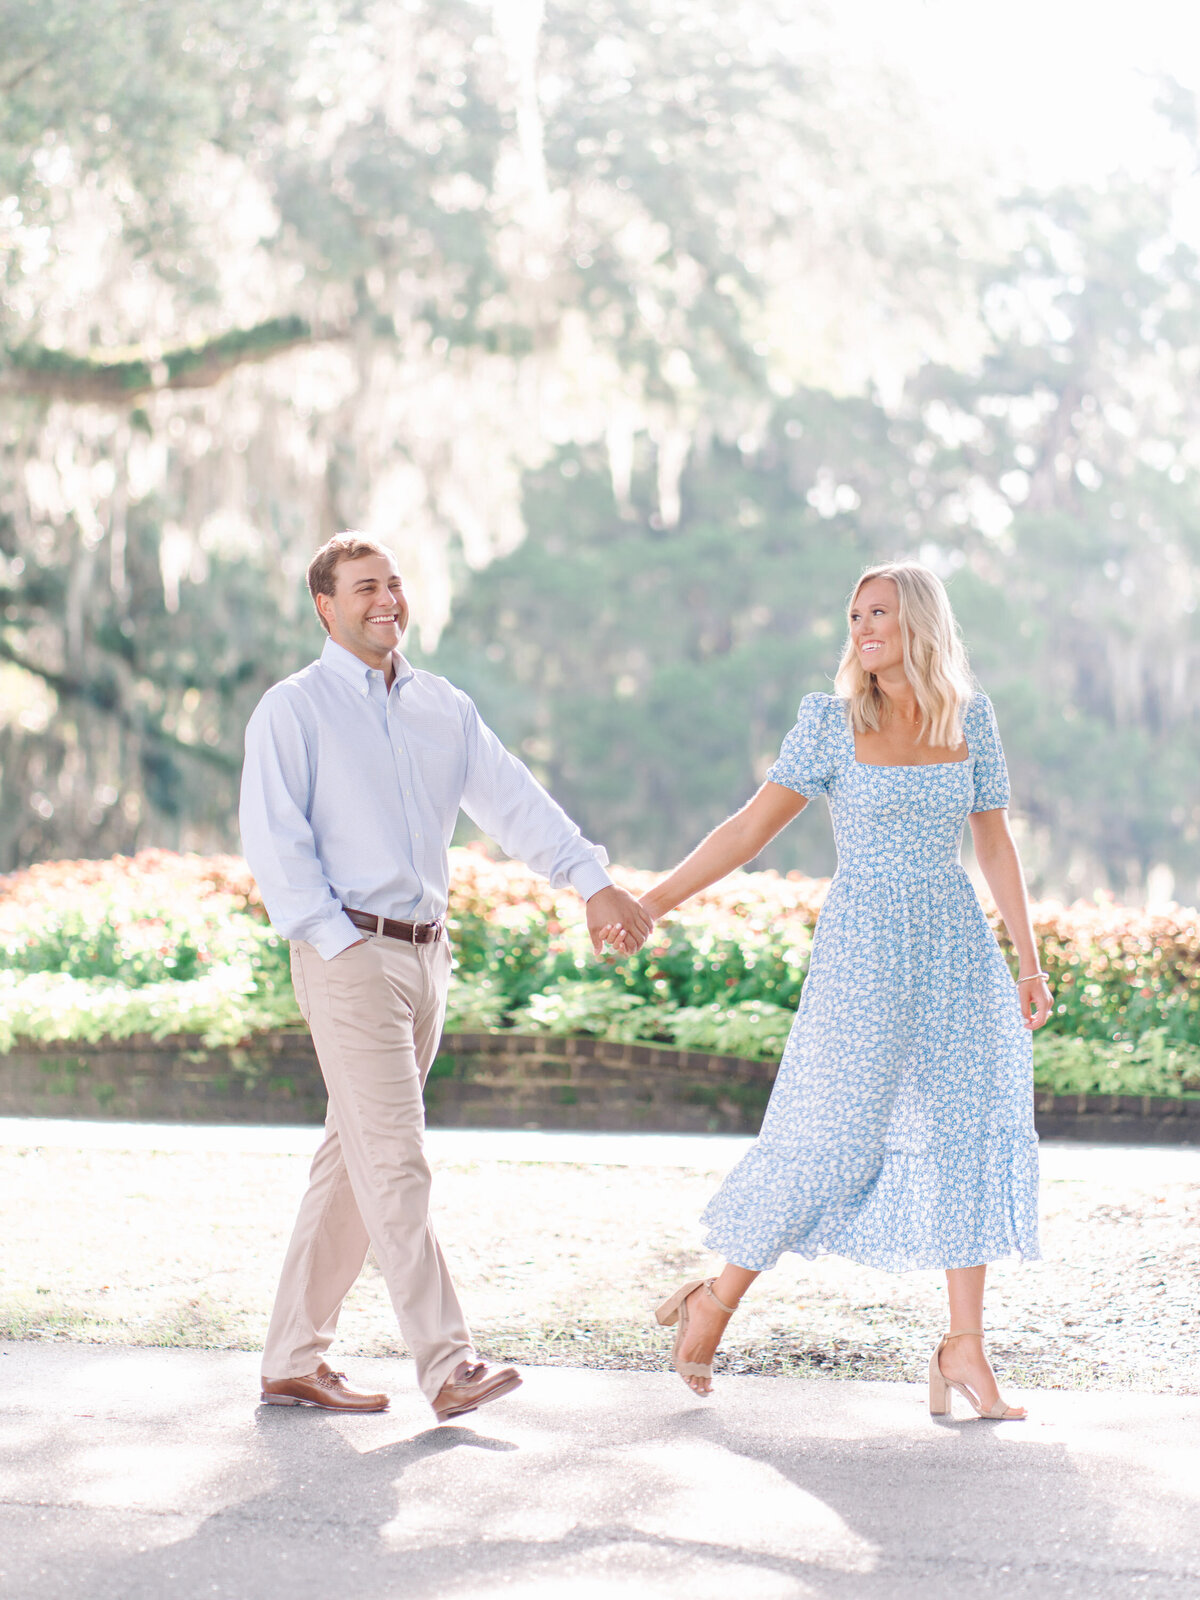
left=1030, top=896, right=1200, bottom=1047
left=445, top=847, right=1200, bottom=1049
left=0, top=848, right=1197, bottom=1092
left=0, top=850, right=267, bottom=985
left=0, top=851, right=291, bottom=1048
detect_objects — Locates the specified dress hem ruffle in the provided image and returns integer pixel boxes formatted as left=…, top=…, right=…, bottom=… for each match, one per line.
left=700, top=1228, right=1042, bottom=1276
left=700, top=1129, right=1040, bottom=1276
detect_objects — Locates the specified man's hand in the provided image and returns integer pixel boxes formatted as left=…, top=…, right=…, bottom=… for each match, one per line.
left=585, top=885, right=654, bottom=957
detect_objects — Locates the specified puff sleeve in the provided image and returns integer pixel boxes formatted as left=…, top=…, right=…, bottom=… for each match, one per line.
left=765, top=693, right=838, bottom=798
left=968, top=692, right=1011, bottom=812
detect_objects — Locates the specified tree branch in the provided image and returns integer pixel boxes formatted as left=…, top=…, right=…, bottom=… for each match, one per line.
left=1, top=315, right=347, bottom=405
left=0, top=51, right=55, bottom=95
left=0, top=637, right=241, bottom=773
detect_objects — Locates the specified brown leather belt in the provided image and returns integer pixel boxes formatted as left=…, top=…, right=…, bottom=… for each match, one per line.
left=345, top=907, right=444, bottom=944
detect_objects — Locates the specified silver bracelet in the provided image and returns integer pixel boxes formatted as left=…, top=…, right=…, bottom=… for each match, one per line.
left=1016, top=970, right=1049, bottom=984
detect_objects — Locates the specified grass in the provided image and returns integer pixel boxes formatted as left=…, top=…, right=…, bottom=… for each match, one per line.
left=2, top=1142, right=1197, bottom=1395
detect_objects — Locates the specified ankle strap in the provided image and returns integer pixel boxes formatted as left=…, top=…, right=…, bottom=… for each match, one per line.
left=944, top=1329, right=984, bottom=1340
left=705, top=1280, right=739, bottom=1315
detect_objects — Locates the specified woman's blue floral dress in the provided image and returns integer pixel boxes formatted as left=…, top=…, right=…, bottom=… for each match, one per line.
left=701, top=691, right=1040, bottom=1273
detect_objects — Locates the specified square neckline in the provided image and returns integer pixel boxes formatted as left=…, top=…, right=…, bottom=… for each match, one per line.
left=841, top=700, right=971, bottom=770
left=852, top=753, right=970, bottom=770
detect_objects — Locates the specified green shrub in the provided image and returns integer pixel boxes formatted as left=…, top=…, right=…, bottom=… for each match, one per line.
left=667, top=1000, right=795, bottom=1060
left=3, top=852, right=1198, bottom=1102
left=511, top=979, right=657, bottom=1041
left=442, top=973, right=509, bottom=1033
left=1032, top=1029, right=1200, bottom=1098
left=0, top=968, right=301, bottom=1051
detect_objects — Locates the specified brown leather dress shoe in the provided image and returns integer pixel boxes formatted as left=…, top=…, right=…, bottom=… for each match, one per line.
left=432, top=1360, right=522, bottom=1423
left=260, top=1362, right=389, bottom=1412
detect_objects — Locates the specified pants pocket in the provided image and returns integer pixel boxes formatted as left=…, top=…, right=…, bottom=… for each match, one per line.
left=290, top=943, right=312, bottom=1022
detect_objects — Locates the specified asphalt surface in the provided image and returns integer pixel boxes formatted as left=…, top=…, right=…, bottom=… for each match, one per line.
left=5, top=1122, right=1200, bottom=1596
left=4, top=1340, right=1200, bottom=1600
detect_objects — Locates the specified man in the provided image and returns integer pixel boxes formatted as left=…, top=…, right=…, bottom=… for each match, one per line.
left=239, top=533, right=652, bottom=1423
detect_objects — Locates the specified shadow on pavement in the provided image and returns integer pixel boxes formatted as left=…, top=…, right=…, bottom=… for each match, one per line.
left=3, top=1351, right=1198, bottom=1600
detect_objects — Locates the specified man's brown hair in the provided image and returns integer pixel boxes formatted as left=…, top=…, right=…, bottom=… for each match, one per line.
left=306, top=533, right=394, bottom=633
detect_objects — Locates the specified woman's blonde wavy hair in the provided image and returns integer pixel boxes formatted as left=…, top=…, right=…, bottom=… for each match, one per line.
left=834, top=562, right=975, bottom=747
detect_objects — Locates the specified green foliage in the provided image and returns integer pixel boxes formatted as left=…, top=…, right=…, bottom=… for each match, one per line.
left=0, top=896, right=291, bottom=992
left=513, top=978, right=654, bottom=1040
left=1049, top=957, right=1200, bottom=1048
left=428, top=385, right=1200, bottom=892
left=2, top=0, right=1199, bottom=911
left=428, top=426, right=885, bottom=874
left=0, top=852, right=295, bottom=1046
left=1032, top=1031, right=1200, bottom=1099
left=0, top=968, right=301, bottom=1052
left=666, top=1001, right=795, bottom=1060
left=443, top=972, right=509, bottom=1033
left=2, top=851, right=1198, bottom=1103
left=1014, top=904, right=1200, bottom=1051
left=446, top=899, right=812, bottom=1026
left=507, top=982, right=796, bottom=1060
left=0, top=0, right=326, bottom=226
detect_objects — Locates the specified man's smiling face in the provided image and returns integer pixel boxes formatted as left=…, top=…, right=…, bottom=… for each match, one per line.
left=317, top=552, right=410, bottom=668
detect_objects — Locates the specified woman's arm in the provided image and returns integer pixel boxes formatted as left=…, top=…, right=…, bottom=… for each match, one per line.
left=969, top=807, right=1053, bottom=1031
left=641, top=783, right=809, bottom=920
left=596, top=785, right=809, bottom=952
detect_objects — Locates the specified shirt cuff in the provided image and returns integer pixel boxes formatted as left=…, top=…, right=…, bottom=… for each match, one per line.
left=312, top=913, right=364, bottom=961
left=569, top=859, right=614, bottom=902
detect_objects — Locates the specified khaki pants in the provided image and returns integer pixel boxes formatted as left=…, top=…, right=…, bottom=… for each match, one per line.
left=261, top=933, right=473, bottom=1401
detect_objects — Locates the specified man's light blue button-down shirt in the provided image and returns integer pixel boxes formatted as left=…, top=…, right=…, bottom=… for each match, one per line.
left=239, top=638, right=612, bottom=959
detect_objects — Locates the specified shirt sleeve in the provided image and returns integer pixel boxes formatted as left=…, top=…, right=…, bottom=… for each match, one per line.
left=968, top=692, right=1011, bottom=812
left=238, top=689, right=362, bottom=959
left=765, top=693, right=837, bottom=797
left=457, top=695, right=612, bottom=900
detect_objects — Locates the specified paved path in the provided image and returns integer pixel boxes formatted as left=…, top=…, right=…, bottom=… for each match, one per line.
left=3, top=1341, right=1199, bottom=1600
left=4, top=1122, right=1199, bottom=1595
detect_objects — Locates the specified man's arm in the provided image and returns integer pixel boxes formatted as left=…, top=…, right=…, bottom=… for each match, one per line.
left=239, top=690, right=362, bottom=960
left=457, top=695, right=652, bottom=954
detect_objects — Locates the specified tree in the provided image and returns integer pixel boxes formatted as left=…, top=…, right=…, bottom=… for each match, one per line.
left=425, top=164, right=1200, bottom=899
left=0, top=0, right=971, bottom=866
left=425, top=396, right=914, bottom=874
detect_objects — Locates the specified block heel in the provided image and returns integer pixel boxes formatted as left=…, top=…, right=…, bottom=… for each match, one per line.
left=929, top=1331, right=1026, bottom=1421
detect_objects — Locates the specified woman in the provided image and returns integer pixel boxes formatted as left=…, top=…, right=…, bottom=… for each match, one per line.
left=609, top=563, right=1052, bottom=1420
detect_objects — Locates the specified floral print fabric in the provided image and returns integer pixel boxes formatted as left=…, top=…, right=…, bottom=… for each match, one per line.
left=701, top=691, right=1040, bottom=1273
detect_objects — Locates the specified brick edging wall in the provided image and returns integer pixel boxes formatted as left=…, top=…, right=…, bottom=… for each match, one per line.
left=0, top=1030, right=1198, bottom=1143
left=428, top=1031, right=776, bottom=1132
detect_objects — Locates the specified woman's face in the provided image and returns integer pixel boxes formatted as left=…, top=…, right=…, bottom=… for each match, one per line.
left=849, top=577, right=904, bottom=676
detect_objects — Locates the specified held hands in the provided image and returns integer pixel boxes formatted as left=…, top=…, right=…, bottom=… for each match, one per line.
left=585, top=885, right=654, bottom=958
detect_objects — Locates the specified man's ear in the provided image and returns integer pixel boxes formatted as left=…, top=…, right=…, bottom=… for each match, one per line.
left=315, top=590, right=336, bottom=631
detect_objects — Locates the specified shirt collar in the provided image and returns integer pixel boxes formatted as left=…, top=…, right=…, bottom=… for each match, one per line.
left=319, top=637, right=415, bottom=692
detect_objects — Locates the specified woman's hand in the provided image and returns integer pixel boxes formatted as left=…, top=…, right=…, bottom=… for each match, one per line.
left=971, top=810, right=1055, bottom=1034
left=585, top=885, right=653, bottom=956
left=1017, top=974, right=1053, bottom=1031
left=596, top=922, right=642, bottom=956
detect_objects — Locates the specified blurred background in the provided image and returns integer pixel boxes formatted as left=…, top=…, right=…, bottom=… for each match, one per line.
left=2, top=0, right=1199, bottom=902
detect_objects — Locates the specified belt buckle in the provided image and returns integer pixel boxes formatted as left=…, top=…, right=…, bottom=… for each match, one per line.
left=414, top=921, right=439, bottom=945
